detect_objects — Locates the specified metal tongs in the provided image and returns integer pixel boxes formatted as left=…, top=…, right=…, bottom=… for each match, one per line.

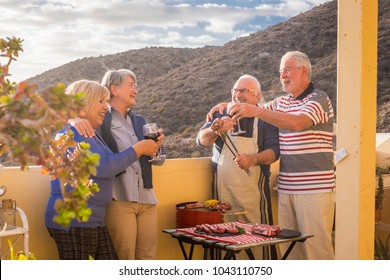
left=219, top=132, right=252, bottom=177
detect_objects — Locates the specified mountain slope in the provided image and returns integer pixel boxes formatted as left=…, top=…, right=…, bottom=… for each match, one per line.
left=29, top=46, right=217, bottom=89
left=28, top=0, right=389, bottom=158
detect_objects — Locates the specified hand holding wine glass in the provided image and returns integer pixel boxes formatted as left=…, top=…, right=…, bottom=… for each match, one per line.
left=143, top=123, right=165, bottom=163
left=227, top=99, right=246, bottom=136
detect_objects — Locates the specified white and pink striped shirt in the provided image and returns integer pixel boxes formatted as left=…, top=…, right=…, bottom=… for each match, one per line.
left=265, top=84, right=335, bottom=194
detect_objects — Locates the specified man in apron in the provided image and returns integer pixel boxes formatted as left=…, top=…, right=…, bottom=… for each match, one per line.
left=196, top=75, right=280, bottom=259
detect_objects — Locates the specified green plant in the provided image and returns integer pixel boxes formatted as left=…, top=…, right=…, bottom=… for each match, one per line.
left=376, top=164, right=390, bottom=211
left=44, top=136, right=100, bottom=226
left=1, top=36, right=99, bottom=226
left=374, top=234, right=390, bottom=260
left=7, top=240, right=36, bottom=260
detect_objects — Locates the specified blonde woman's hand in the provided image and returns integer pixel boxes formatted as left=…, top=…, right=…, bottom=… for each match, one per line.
left=133, top=140, right=159, bottom=158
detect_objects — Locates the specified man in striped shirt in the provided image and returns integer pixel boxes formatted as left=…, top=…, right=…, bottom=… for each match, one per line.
left=211, top=51, right=335, bottom=259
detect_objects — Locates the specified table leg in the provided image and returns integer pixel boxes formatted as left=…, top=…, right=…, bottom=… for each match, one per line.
left=223, top=251, right=232, bottom=260
left=245, top=249, right=255, bottom=260
left=223, top=250, right=238, bottom=260
left=281, top=241, right=296, bottom=260
left=208, top=246, right=222, bottom=260
left=202, top=246, right=217, bottom=260
left=188, top=242, right=195, bottom=259
left=215, top=247, right=222, bottom=260
left=209, top=247, right=215, bottom=260
left=177, top=239, right=194, bottom=260
left=203, top=247, right=209, bottom=260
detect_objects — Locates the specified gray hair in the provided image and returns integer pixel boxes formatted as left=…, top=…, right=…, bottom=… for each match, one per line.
left=238, top=74, right=262, bottom=92
left=101, top=69, right=137, bottom=97
left=281, top=51, right=312, bottom=81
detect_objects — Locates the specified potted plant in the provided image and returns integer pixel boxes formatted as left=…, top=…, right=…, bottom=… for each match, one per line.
left=375, top=164, right=390, bottom=223
left=374, top=234, right=390, bottom=260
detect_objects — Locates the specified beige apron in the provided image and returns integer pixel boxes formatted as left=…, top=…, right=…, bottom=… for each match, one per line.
left=217, top=118, right=274, bottom=259
left=217, top=118, right=261, bottom=224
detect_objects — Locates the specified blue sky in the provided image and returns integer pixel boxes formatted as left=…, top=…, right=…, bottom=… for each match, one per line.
left=0, top=0, right=330, bottom=82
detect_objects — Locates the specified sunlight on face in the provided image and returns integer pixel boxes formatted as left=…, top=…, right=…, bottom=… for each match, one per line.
left=279, top=58, right=306, bottom=97
left=85, top=97, right=109, bottom=128
left=114, top=75, right=138, bottom=108
left=232, top=78, right=260, bottom=105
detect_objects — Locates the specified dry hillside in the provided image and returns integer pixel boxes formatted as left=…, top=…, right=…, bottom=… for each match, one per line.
left=27, top=0, right=389, bottom=159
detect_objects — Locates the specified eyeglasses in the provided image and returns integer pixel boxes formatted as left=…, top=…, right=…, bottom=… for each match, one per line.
left=231, top=88, right=257, bottom=95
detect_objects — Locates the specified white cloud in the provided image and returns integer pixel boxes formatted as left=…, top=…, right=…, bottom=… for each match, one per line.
left=159, top=31, right=182, bottom=45
left=187, top=34, right=217, bottom=44
left=0, top=0, right=331, bottom=82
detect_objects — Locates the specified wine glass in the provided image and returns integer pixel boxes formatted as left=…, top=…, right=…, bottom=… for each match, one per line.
left=227, top=100, right=246, bottom=136
left=143, top=123, right=164, bottom=163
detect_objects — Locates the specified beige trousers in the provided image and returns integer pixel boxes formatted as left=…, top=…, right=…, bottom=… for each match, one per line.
left=105, top=200, right=157, bottom=260
left=278, top=192, right=336, bottom=260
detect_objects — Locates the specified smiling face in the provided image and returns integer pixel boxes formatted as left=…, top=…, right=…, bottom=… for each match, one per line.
left=110, top=74, right=138, bottom=109
left=279, top=56, right=310, bottom=98
left=85, top=95, right=109, bottom=128
left=66, top=80, right=110, bottom=129
left=232, top=76, right=261, bottom=106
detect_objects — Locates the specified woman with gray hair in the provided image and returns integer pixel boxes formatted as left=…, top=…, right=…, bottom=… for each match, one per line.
left=73, top=69, right=166, bottom=260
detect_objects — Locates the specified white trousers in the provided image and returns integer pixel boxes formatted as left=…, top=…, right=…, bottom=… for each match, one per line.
left=278, top=192, right=336, bottom=260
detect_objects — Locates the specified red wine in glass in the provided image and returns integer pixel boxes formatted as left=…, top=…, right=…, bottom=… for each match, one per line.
left=143, top=123, right=159, bottom=140
left=144, top=132, right=160, bottom=141
left=143, top=123, right=163, bottom=162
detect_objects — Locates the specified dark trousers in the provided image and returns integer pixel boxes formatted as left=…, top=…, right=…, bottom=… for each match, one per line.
left=47, top=226, right=118, bottom=260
